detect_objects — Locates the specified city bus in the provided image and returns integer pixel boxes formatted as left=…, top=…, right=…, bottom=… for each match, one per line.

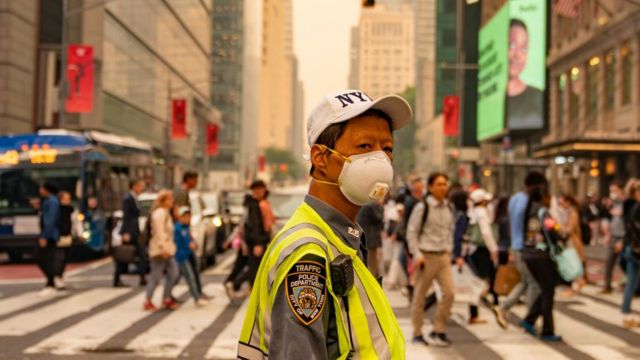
left=0, top=129, right=156, bottom=261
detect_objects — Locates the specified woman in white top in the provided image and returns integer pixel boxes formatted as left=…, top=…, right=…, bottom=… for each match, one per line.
left=467, top=189, right=500, bottom=322
left=144, top=190, right=179, bottom=311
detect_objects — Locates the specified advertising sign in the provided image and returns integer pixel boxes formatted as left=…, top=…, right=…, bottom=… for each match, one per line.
left=65, top=45, right=94, bottom=113
left=477, top=0, right=547, bottom=141
left=172, top=99, right=187, bottom=139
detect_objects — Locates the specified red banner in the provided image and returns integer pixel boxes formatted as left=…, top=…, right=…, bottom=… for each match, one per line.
left=206, top=124, right=219, bottom=156
left=172, top=99, right=187, bottom=139
left=443, top=95, right=459, bottom=137
left=258, top=155, right=266, bottom=172
left=65, top=45, right=94, bottom=113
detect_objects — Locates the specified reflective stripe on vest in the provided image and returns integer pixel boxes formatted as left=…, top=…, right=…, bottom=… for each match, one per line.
left=238, top=202, right=405, bottom=359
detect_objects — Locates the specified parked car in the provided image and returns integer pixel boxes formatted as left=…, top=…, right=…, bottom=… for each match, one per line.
left=220, top=190, right=247, bottom=226
left=137, top=191, right=220, bottom=270
left=269, top=186, right=307, bottom=234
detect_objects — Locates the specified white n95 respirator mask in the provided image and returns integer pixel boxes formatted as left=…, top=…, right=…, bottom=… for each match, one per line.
left=313, top=145, right=393, bottom=206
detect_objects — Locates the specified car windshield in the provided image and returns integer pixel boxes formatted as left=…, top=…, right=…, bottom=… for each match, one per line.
left=269, top=193, right=305, bottom=219
left=0, top=167, right=81, bottom=215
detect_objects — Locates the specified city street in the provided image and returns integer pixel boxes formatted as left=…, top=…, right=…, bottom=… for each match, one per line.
left=1, top=250, right=639, bottom=360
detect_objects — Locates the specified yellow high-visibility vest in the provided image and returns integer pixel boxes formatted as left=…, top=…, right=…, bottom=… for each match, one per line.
left=238, top=202, right=405, bottom=359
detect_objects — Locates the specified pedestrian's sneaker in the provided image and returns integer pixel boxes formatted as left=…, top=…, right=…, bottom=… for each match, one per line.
left=492, top=305, right=508, bottom=329
left=411, top=335, right=429, bottom=347
left=54, top=277, right=66, bottom=290
left=143, top=300, right=158, bottom=312
left=428, top=332, right=451, bottom=347
left=622, top=316, right=638, bottom=329
left=163, top=298, right=180, bottom=310
left=196, top=298, right=209, bottom=307
left=520, top=320, right=538, bottom=336
left=540, top=334, right=562, bottom=342
left=38, top=287, right=56, bottom=297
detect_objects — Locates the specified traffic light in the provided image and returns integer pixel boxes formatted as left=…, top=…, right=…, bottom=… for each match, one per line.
left=362, top=0, right=375, bottom=7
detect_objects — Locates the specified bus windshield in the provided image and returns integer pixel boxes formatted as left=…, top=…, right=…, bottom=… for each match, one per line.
left=0, top=168, right=81, bottom=215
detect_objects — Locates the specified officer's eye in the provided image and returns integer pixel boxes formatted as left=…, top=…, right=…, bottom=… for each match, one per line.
left=357, top=144, right=372, bottom=150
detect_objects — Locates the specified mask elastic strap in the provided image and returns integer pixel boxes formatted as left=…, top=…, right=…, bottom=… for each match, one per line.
left=317, top=144, right=351, bottom=163
left=312, top=178, right=341, bottom=187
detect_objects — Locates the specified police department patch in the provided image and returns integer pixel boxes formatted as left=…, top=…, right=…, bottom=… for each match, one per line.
left=285, top=261, right=327, bottom=325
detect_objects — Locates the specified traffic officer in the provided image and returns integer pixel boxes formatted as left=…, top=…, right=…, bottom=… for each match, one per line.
left=238, top=89, right=412, bottom=359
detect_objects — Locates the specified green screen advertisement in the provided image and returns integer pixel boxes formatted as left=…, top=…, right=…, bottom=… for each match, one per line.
left=477, top=0, right=547, bottom=141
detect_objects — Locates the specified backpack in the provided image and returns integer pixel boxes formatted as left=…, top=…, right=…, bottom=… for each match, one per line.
left=626, top=203, right=640, bottom=257
left=416, top=196, right=453, bottom=237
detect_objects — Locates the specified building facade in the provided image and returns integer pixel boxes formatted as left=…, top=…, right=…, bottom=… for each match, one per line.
left=0, top=1, right=39, bottom=134
left=257, top=0, right=294, bottom=150
left=535, top=0, right=640, bottom=199
left=353, top=2, right=415, bottom=99
left=1, top=0, right=216, bottom=186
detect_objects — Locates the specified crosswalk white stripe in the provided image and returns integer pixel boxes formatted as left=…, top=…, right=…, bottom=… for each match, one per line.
left=566, top=296, right=640, bottom=335
left=510, top=301, right=631, bottom=358
left=205, top=298, right=248, bottom=359
left=0, top=291, right=53, bottom=318
left=204, top=251, right=236, bottom=275
left=452, top=302, right=570, bottom=360
left=579, top=285, right=626, bottom=306
left=24, top=286, right=188, bottom=355
left=0, top=288, right=129, bottom=336
left=126, top=283, right=229, bottom=357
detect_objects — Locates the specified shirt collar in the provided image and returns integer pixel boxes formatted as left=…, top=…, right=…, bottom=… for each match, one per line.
left=427, top=195, right=447, bottom=207
left=304, top=195, right=364, bottom=252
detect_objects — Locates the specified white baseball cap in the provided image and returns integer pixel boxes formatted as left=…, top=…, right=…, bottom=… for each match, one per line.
left=470, top=189, right=493, bottom=204
left=306, top=89, right=413, bottom=148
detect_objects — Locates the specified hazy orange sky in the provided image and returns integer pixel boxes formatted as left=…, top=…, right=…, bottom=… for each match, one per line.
left=293, top=0, right=360, bottom=120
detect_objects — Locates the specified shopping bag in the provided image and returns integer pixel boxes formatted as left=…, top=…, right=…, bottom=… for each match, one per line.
left=58, top=235, right=73, bottom=248
left=112, top=244, right=136, bottom=263
left=493, top=264, right=521, bottom=295
left=554, top=247, right=584, bottom=282
left=451, top=264, right=486, bottom=303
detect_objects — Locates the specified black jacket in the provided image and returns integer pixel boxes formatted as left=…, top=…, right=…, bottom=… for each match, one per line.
left=59, top=205, right=74, bottom=236
left=244, top=196, right=269, bottom=247
left=120, top=192, right=140, bottom=239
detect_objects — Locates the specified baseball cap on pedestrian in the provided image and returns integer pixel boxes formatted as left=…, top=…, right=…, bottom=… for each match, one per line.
left=470, top=189, right=493, bottom=204
left=177, top=206, right=191, bottom=216
left=306, top=89, right=413, bottom=148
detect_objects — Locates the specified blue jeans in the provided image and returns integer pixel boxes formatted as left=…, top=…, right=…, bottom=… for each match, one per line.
left=179, top=260, right=201, bottom=301
left=621, top=246, right=640, bottom=314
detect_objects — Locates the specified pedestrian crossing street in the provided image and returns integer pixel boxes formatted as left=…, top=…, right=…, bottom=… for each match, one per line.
left=1, top=261, right=640, bottom=359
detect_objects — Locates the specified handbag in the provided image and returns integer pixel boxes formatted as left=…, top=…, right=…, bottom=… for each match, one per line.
left=553, top=246, right=584, bottom=282
left=58, top=235, right=72, bottom=248
left=112, top=244, right=136, bottom=263
left=493, top=264, right=521, bottom=295
left=538, top=209, right=584, bottom=282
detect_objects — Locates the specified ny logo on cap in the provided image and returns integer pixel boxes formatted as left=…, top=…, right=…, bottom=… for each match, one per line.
left=334, top=92, right=373, bottom=108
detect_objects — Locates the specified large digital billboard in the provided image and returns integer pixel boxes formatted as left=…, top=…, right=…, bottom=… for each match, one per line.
left=477, top=0, right=547, bottom=141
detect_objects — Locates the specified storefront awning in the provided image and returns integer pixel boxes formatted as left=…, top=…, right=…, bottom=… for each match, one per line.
left=533, top=137, right=640, bottom=158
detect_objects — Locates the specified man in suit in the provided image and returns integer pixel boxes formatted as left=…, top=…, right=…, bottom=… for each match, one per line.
left=114, top=179, right=146, bottom=287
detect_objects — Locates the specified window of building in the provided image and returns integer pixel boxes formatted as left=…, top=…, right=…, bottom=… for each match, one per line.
left=604, top=49, right=615, bottom=111
left=557, top=73, right=566, bottom=128
left=621, top=40, right=632, bottom=105
left=586, top=56, right=600, bottom=123
left=570, top=66, right=581, bottom=122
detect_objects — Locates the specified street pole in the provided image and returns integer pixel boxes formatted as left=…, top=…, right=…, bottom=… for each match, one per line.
left=58, top=0, right=67, bottom=129
left=166, top=78, right=172, bottom=187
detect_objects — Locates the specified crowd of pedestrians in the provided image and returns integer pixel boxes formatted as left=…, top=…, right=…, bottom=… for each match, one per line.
left=359, top=170, right=640, bottom=347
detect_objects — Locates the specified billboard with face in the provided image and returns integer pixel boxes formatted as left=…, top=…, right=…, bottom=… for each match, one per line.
left=477, top=0, right=547, bottom=141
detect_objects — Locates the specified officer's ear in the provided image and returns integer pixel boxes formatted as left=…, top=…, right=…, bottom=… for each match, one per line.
left=310, top=144, right=330, bottom=178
